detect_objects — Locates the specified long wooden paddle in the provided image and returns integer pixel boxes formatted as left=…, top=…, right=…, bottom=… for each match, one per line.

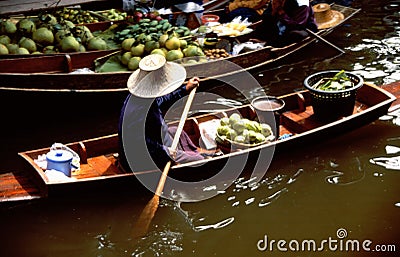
left=132, top=86, right=198, bottom=238
left=306, top=28, right=345, bottom=54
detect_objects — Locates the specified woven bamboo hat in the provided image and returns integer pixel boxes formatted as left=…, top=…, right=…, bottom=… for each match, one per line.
left=127, top=54, right=186, bottom=98
left=312, top=3, right=345, bottom=29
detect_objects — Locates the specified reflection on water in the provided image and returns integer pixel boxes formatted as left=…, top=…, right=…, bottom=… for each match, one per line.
left=324, top=157, right=366, bottom=185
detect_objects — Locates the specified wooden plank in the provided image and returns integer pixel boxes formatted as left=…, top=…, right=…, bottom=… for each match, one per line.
left=0, top=0, right=113, bottom=16
left=381, top=81, right=400, bottom=110
left=0, top=171, right=45, bottom=202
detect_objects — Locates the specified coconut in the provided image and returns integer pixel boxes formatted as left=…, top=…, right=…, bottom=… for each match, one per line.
left=60, top=36, right=79, bottom=52
left=17, top=19, right=36, bottom=34
left=17, top=47, right=30, bottom=54
left=0, top=44, right=9, bottom=55
left=158, top=34, right=168, bottom=47
left=78, top=44, right=86, bottom=52
left=87, top=37, right=107, bottom=50
left=144, top=40, right=159, bottom=53
left=131, top=44, right=145, bottom=57
left=76, top=26, right=93, bottom=44
left=0, top=35, right=11, bottom=45
left=121, top=38, right=135, bottom=52
left=128, top=56, right=141, bottom=70
left=165, top=36, right=180, bottom=50
left=150, top=48, right=166, bottom=57
left=166, top=49, right=183, bottom=61
left=19, top=38, right=37, bottom=53
left=6, top=43, right=19, bottom=54
left=179, top=39, right=187, bottom=49
left=121, top=51, right=132, bottom=65
left=55, top=30, right=68, bottom=43
left=32, top=27, right=54, bottom=46
left=1, top=20, right=17, bottom=34
left=43, top=45, right=57, bottom=54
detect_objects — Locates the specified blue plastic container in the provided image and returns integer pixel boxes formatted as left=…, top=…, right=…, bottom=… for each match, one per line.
left=46, top=150, right=73, bottom=177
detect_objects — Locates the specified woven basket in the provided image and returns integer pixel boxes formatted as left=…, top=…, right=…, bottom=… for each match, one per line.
left=304, top=70, right=363, bottom=120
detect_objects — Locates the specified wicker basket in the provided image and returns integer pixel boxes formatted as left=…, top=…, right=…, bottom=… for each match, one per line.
left=304, top=70, right=363, bottom=120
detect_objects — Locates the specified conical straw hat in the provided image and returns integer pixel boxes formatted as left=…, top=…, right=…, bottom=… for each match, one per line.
left=127, top=54, right=187, bottom=98
left=312, top=3, right=345, bottom=29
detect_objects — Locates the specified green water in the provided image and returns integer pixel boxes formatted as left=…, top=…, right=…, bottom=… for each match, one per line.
left=1, top=1, right=400, bottom=256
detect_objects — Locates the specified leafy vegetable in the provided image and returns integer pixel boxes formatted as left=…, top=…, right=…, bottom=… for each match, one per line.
left=313, top=70, right=354, bottom=91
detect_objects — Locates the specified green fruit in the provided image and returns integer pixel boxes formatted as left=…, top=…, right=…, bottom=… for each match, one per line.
left=0, top=35, right=11, bottom=45
left=121, top=51, right=132, bottom=65
left=87, top=37, right=107, bottom=50
left=158, top=34, right=168, bottom=47
left=19, top=38, right=37, bottom=53
left=150, top=48, right=166, bottom=57
left=184, top=45, right=203, bottom=57
left=78, top=44, right=86, bottom=52
left=55, top=30, right=67, bottom=43
left=41, top=14, right=57, bottom=25
left=76, top=26, right=93, bottom=44
left=165, top=36, right=180, bottom=50
left=131, top=43, right=144, bottom=57
left=43, top=45, right=57, bottom=54
left=32, top=27, right=54, bottom=46
left=229, top=113, right=241, bottom=126
left=121, top=38, right=135, bottom=52
left=60, top=36, right=79, bottom=52
left=1, top=20, right=17, bottom=34
left=64, top=20, right=75, bottom=29
left=128, top=56, right=141, bottom=70
left=17, top=19, right=36, bottom=34
left=0, top=44, right=9, bottom=55
left=166, top=49, right=183, bottom=61
left=17, top=47, right=30, bottom=54
left=144, top=40, right=159, bottom=53
left=6, top=43, right=19, bottom=54
left=179, top=39, right=187, bottom=48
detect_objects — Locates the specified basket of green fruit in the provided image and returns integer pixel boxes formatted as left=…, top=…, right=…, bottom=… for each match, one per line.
left=304, top=70, right=363, bottom=120
left=215, top=113, right=275, bottom=153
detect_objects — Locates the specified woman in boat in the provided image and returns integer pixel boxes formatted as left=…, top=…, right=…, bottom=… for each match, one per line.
left=222, top=0, right=270, bottom=22
left=118, top=54, right=213, bottom=172
left=255, top=0, right=318, bottom=47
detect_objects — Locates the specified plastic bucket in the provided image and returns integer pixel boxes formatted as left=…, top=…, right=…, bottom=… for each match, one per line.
left=251, top=96, right=285, bottom=139
left=46, top=150, right=73, bottom=177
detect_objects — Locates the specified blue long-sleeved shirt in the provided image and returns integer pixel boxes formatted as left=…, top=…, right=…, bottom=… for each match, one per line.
left=118, top=85, right=188, bottom=172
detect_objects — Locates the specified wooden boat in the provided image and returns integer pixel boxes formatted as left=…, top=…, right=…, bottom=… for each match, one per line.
left=0, top=3, right=360, bottom=93
left=0, top=81, right=397, bottom=204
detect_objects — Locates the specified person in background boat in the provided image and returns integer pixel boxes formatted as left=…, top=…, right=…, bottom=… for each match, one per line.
left=152, top=0, right=203, bottom=10
left=222, top=0, right=270, bottom=23
left=118, top=54, right=216, bottom=172
left=254, top=0, right=318, bottom=47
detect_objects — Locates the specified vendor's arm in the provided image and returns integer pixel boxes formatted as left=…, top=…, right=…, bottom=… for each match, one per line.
left=156, top=77, right=200, bottom=111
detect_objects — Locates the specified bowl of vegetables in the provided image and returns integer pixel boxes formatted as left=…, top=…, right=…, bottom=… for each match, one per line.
left=304, top=70, right=363, bottom=120
left=215, top=113, right=275, bottom=153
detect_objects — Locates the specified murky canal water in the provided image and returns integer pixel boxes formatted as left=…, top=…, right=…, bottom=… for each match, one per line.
left=1, top=1, right=400, bottom=256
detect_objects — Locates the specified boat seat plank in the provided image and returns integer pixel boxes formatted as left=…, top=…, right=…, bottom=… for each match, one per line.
left=281, top=106, right=323, bottom=133
left=72, top=155, right=121, bottom=179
